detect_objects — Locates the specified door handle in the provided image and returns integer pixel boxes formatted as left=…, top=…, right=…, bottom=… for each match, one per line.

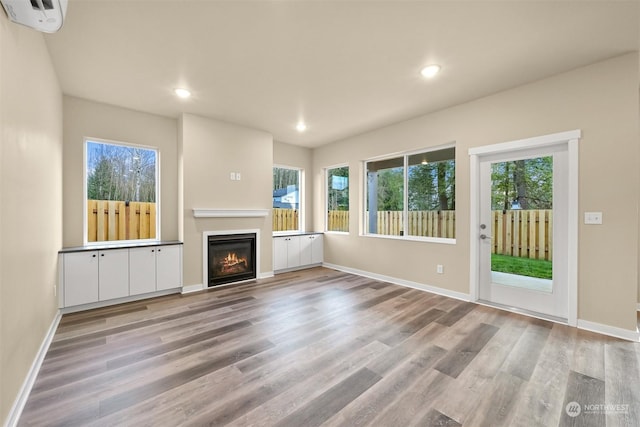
left=480, top=234, right=492, bottom=240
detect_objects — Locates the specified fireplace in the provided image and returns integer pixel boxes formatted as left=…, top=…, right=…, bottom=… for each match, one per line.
left=207, top=233, right=256, bottom=287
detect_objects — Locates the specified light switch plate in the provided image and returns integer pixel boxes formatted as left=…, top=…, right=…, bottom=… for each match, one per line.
left=584, top=212, right=603, bottom=225
left=230, top=172, right=236, bottom=181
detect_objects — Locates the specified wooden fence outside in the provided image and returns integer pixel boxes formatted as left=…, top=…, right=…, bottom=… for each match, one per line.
left=275, top=208, right=552, bottom=260
left=491, top=209, right=552, bottom=261
left=273, top=208, right=299, bottom=232
left=327, top=210, right=349, bottom=232
left=87, top=200, right=156, bottom=242
left=364, top=210, right=456, bottom=238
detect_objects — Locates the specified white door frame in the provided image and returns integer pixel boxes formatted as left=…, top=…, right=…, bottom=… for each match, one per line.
left=469, top=130, right=580, bottom=326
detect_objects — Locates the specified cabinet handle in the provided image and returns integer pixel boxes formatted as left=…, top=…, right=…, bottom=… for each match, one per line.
left=92, top=254, right=96, bottom=258
left=101, top=253, right=104, bottom=257
left=152, top=249, right=155, bottom=252
left=158, top=249, right=161, bottom=252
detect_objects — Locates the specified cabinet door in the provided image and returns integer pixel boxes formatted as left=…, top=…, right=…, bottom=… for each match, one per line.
left=64, top=251, right=99, bottom=306
left=286, top=236, right=301, bottom=268
left=273, top=237, right=289, bottom=270
left=310, top=234, right=323, bottom=264
left=129, top=247, right=157, bottom=295
left=299, top=235, right=313, bottom=266
left=156, top=245, right=182, bottom=291
left=99, top=249, right=129, bottom=301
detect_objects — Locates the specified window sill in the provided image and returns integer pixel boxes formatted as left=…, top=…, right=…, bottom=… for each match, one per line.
left=359, top=233, right=456, bottom=245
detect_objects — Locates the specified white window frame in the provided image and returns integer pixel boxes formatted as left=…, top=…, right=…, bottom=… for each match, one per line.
left=361, top=143, right=456, bottom=244
left=83, top=136, right=160, bottom=246
left=325, top=163, right=349, bottom=234
left=272, top=164, right=304, bottom=234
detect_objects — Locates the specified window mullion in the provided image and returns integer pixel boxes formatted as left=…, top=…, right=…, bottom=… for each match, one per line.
left=403, top=155, right=408, bottom=237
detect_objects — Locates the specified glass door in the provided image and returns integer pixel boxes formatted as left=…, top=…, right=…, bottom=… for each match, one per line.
left=478, top=145, right=568, bottom=320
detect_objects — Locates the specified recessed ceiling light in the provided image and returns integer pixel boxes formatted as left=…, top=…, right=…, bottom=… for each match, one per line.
left=420, top=65, right=441, bottom=79
left=174, top=88, right=191, bottom=99
left=296, top=121, right=307, bottom=132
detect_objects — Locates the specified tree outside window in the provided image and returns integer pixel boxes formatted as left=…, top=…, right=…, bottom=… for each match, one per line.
left=407, top=148, right=455, bottom=238
left=491, top=157, right=552, bottom=211
left=85, top=139, right=158, bottom=243
left=365, top=146, right=455, bottom=239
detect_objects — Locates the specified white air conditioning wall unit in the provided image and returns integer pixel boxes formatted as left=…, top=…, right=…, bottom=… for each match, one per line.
left=1, top=0, right=67, bottom=33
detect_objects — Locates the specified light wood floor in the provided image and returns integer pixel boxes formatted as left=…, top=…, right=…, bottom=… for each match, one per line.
left=20, top=267, right=640, bottom=426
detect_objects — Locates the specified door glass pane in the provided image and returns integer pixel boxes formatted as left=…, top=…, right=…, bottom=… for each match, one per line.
left=490, top=156, right=553, bottom=292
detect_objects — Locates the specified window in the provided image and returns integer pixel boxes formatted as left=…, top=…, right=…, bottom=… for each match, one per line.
left=326, top=166, right=349, bottom=232
left=273, top=166, right=301, bottom=232
left=85, top=138, right=158, bottom=244
left=365, top=146, right=455, bottom=240
left=366, top=157, right=404, bottom=235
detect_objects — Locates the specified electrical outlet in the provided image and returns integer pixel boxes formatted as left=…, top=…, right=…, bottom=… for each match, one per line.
left=236, top=172, right=241, bottom=181
left=584, top=212, right=603, bottom=225
left=436, top=264, right=444, bottom=274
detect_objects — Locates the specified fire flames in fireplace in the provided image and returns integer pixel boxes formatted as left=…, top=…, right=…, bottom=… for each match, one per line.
left=220, top=252, right=248, bottom=274
left=208, top=232, right=256, bottom=287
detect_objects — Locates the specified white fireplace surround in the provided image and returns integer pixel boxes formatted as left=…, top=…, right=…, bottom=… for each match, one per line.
left=201, top=229, right=262, bottom=291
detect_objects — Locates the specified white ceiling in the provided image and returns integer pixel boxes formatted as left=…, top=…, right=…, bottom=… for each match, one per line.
left=44, top=1, right=639, bottom=148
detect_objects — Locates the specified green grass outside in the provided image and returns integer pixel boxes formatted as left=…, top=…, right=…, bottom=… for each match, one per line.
left=491, top=254, right=552, bottom=280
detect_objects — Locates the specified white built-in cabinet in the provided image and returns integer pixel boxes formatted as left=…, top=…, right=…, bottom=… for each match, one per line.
left=99, top=249, right=130, bottom=301
left=63, top=251, right=99, bottom=307
left=129, top=247, right=157, bottom=295
left=61, top=243, right=182, bottom=309
left=300, top=234, right=323, bottom=265
left=129, top=245, right=182, bottom=295
left=273, top=233, right=323, bottom=272
left=156, top=245, right=182, bottom=291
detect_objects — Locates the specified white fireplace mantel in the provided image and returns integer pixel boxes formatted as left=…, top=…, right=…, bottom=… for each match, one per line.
left=192, top=209, right=269, bottom=218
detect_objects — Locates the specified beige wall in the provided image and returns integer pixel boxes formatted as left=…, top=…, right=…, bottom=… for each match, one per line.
left=313, top=53, right=639, bottom=332
left=181, top=114, right=273, bottom=286
left=273, top=141, right=314, bottom=231
left=62, top=96, right=179, bottom=246
left=0, top=18, right=63, bottom=423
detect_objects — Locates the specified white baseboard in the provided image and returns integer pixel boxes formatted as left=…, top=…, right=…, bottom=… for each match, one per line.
left=181, top=283, right=204, bottom=294
left=5, top=310, right=61, bottom=427
left=258, top=271, right=274, bottom=279
left=323, top=262, right=470, bottom=302
left=577, top=319, right=640, bottom=342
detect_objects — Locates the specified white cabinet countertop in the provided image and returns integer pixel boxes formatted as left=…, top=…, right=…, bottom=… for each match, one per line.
left=59, top=240, right=182, bottom=253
